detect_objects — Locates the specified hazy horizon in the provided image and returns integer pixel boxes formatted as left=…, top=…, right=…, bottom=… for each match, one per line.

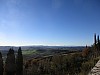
left=0, top=43, right=88, bottom=46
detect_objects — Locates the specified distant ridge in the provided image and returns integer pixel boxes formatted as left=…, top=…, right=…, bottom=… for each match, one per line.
left=0, top=46, right=85, bottom=51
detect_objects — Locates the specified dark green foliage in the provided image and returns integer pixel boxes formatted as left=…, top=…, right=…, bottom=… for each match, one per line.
left=94, top=33, right=97, bottom=47
left=5, top=48, right=16, bottom=75
left=16, top=47, right=23, bottom=75
left=97, top=35, right=100, bottom=55
left=0, top=48, right=24, bottom=75
left=93, top=34, right=100, bottom=57
left=0, top=52, right=3, bottom=75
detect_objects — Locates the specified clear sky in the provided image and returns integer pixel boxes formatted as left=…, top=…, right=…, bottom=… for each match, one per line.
left=0, top=0, right=100, bottom=46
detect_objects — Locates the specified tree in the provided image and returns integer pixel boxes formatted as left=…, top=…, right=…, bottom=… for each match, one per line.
left=94, top=33, right=97, bottom=47
left=16, top=47, right=23, bottom=75
left=0, top=52, right=3, bottom=75
left=97, top=35, right=100, bottom=55
left=82, top=45, right=89, bottom=58
left=5, top=48, right=16, bottom=75
left=94, top=33, right=98, bottom=57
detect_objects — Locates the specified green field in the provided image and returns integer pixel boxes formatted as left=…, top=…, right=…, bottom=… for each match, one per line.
left=22, top=50, right=37, bottom=55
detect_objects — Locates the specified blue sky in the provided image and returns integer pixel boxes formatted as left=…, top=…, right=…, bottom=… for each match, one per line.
left=0, top=0, right=100, bottom=46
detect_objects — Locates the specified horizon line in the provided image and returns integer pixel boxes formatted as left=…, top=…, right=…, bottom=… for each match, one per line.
left=0, top=44, right=88, bottom=47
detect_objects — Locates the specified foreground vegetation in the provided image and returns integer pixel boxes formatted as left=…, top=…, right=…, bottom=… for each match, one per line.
left=23, top=34, right=100, bottom=75
left=23, top=52, right=99, bottom=75
left=0, top=34, right=100, bottom=75
left=0, top=47, right=99, bottom=75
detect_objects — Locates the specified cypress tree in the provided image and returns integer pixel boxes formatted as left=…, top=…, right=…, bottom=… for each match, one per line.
left=5, top=48, right=16, bottom=75
left=97, top=35, right=99, bottom=42
left=97, top=35, right=100, bottom=49
left=97, top=35, right=100, bottom=55
left=0, top=52, right=3, bottom=75
left=94, top=33, right=97, bottom=47
left=86, top=45, right=87, bottom=48
left=94, top=33, right=98, bottom=57
left=16, top=47, right=23, bottom=75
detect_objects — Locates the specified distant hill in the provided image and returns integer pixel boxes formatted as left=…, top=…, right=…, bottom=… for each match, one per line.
left=0, top=46, right=85, bottom=51
left=0, top=46, right=18, bottom=51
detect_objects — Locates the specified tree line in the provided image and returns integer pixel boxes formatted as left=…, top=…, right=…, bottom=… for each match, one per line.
left=23, top=34, right=100, bottom=75
left=0, top=47, right=23, bottom=75
left=0, top=33, right=100, bottom=75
